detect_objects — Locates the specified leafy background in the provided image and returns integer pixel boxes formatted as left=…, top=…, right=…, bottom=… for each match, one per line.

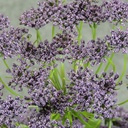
left=0, top=0, right=128, bottom=108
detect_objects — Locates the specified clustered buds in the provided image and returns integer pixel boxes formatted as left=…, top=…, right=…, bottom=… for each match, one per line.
left=0, top=96, right=28, bottom=127
left=0, top=14, right=10, bottom=31
left=105, top=29, right=128, bottom=53
left=0, top=0, right=128, bottom=127
left=69, top=67, right=121, bottom=118
left=20, top=0, right=128, bottom=33
left=103, top=0, right=128, bottom=24
left=0, top=27, right=28, bottom=58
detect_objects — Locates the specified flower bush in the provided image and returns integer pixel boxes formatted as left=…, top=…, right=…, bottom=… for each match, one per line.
left=0, top=0, right=128, bottom=128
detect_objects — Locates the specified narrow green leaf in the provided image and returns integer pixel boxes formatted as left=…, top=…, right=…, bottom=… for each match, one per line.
left=15, top=123, right=29, bottom=128
left=52, top=26, right=55, bottom=38
left=62, top=113, right=67, bottom=125
left=80, top=111, right=94, bottom=118
left=49, top=69, right=61, bottom=90
left=108, top=119, right=112, bottom=128
left=76, top=21, right=83, bottom=44
left=51, top=113, right=60, bottom=120
left=117, top=54, right=127, bottom=84
left=59, top=63, right=66, bottom=93
left=3, top=59, right=10, bottom=69
left=95, top=63, right=103, bottom=74
left=0, top=77, right=22, bottom=98
left=105, top=57, right=116, bottom=72
left=67, top=111, right=73, bottom=126
left=0, top=124, right=7, bottom=128
left=71, top=110, right=91, bottom=127
left=19, top=124, right=29, bottom=128
left=104, top=53, right=115, bottom=72
left=118, top=99, right=128, bottom=105
left=87, top=118, right=101, bottom=128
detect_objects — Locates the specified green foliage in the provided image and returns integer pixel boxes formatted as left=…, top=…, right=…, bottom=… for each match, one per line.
left=49, top=63, right=66, bottom=93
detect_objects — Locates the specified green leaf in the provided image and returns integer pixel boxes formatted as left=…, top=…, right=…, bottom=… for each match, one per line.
left=71, top=110, right=91, bottom=127
left=49, top=68, right=61, bottom=90
left=104, top=53, right=115, bottom=72
left=95, top=63, right=103, bottom=74
left=62, top=113, right=67, bottom=125
left=0, top=77, right=23, bottom=98
left=59, top=63, right=66, bottom=93
left=105, top=57, right=116, bottom=72
left=52, top=26, right=55, bottom=38
left=76, top=21, right=83, bottom=44
left=87, top=118, right=101, bottom=128
left=3, top=59, right=10, bottom=69
left=0, top=124, right=8, bottom=128
left=67, top=111, right=73, bottom=126
left=80, top=111, right=94, bottom=118
left=15, top=123, right=29, bottom=128
left=118, top=99, right=128, bottom=105
left=117, top=54, right=127, bottom=84
left=19, top=124, right=29, bottom=128
left=108, top=119, right=112, bottom=128
left=51, top=113, right=60, bottom=120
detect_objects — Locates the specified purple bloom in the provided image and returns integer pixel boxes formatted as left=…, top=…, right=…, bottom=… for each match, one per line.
left=0, top=14, right=10, bottom=31
left=105, top=29, right=128, bottom=53
left=103, top=0, right=128, bottom=24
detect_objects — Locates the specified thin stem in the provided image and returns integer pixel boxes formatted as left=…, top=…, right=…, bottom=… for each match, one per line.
left=108, top=119, right=112, bottom=128
left=118, top=99, right=128, bottom=105
left=0, top=77, right=22, bottom=98
left=52, top=26, right=55, bottom=38
left=95, top=63, right=103, bottom=74
left=117, top=54, right=127, bottom=84
left=84, top=61, right=90, bottom=69
left=104, top=52, right=115, bottom=72
left=3, top=59, right=10, bottom=69
left=36, top=29, right=42, bottom=44
left=90, top=23, right=97, bottom=40
left=76, top=21, right=83, bottom=45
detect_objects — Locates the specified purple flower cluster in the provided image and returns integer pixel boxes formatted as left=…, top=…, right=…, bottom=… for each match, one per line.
left=7, top=60, right=50, bottom=92
left=103, top=0, right=128, bottom=24
left=83, top=3, right=108, bottom=25
left=68, top=38, right=109, bottom=65
left=0, top=0, right=128, bottom=127
left=19, top=0, right=109, bottom=33
left=113, top=107, right=128, bottom=128
left=19, top=0, right=62, bottom=29
left=69, top=67, right=121, bottom=118
left=0, top=27, right=28, bottom=58
left=52, top=0, right=88, bottom=33
left=0, top=96, right=28, bottom=128
left=105, top=29, right=128, bottom=53
left=0, top=14, right=10, bottom=31
left=19, top=0, right=128, bottom=34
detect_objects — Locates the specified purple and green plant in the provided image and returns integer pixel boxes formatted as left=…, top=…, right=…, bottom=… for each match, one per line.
left=0, top=0, right=128, bottom=128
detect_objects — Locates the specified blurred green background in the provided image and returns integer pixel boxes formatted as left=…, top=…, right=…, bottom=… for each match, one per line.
left=0, top=0, right=128, bottom=109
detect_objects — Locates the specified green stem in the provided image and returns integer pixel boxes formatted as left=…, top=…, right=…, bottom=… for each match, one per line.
left=104, top=52, right=115, bottom=72
left=3, top=59, right=10, bottom=69
left=95, top=63, right=103, bottom=74
left=76, top=21, right=83, bottom=45
left=90, top=23, right=97, bottom=40
left=117, top=54, right=127, bottom=84
left=118, top=99, right=128, bottom=105
left=108, top=119, right=112, bottom=128
left=52, top=26, right=55, bottom=38
left=36, top=29, right=42, bottom=44
left=0, top=77, right=22, bottom=98
left=84, top=61, right=90, bottom=69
